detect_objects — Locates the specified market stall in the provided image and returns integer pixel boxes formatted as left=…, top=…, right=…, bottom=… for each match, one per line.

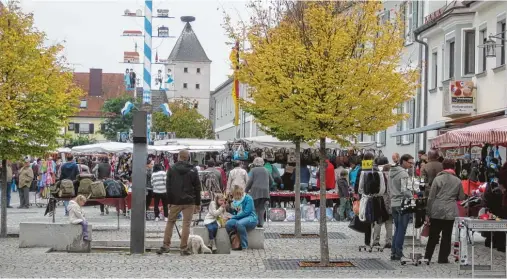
left=431, top=117, right=507, bottom=275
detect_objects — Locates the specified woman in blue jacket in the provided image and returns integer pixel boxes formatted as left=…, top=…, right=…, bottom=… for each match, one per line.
left=225, top=185, right=258, bottom=250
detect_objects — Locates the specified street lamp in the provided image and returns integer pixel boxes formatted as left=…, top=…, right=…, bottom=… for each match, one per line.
left=478, top=33, right=506, bottom=58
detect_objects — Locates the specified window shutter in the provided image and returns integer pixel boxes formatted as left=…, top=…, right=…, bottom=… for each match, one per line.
left=381, top=130, right=387, bottom=146
left=396, top=106, right=403, bottom=145
left=100, top=123, right=106, bottom=132
left=89, top=124, right=95, bottom=134
left=412, top=0, right=418, bottom=31
left=409, top=99, right=415, bottom=143
left=74, top=123, right=80, bottom=134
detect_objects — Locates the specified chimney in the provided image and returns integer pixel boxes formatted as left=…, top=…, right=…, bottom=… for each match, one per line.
left=89, top=68, right=103, bottom=96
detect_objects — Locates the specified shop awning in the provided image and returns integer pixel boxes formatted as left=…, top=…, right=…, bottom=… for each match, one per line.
left=390, top=122, right=447, bottom=137
left=431, top=117, right=507, bottom=148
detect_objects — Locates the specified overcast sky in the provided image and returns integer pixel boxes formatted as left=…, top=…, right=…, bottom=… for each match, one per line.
left=13, top=0, right=251, bottom=89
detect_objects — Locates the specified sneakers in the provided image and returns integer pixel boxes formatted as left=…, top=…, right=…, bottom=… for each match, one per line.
left=156, top=247, right=170, bottom=255
left=180, top=249, right=191, bottom=256
left=164, top=217, right=168, bottom=222
left=155, top=217, right=160, bottom=222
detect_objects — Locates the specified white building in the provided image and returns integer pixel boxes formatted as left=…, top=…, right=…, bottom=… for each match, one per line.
left=210, top=78, right=265, bottom=140
left=395, top=1, right=507, bottom=152
left=165, top=16, right=211, bottom=119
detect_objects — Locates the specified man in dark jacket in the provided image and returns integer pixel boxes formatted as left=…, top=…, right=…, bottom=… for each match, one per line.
left=337, top=170, right=351, bottom=221
left=422, top=149, right=443, bottom=197
left=157, top=150, right=201, bottom=256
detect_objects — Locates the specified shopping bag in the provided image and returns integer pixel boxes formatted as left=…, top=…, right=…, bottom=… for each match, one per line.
left=421, top=222, right=430, bottom=237
left=230, top=233, right=241, bottom=249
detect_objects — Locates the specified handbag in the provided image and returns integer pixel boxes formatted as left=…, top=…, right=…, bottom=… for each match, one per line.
left=352, top=200, right=360, bottom=215
left=233, top=145, right=249, bottom=161
left=287, top=150, right=297, bottom=164
left=421, top=221, right=430, bottom=238
left=230, top=232, right=241, bottom=249
left=348, top=215, right=370, bottom=233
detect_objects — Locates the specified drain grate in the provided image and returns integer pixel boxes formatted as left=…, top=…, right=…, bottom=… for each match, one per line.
left=264, top=232, right=347, bottom=239
left=264, top=258, right=395, bottom=270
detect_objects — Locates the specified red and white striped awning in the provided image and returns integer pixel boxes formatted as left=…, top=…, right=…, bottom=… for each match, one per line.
left=432, top=117, right=507, bottom=148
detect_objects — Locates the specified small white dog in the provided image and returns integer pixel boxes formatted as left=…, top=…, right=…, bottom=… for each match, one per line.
left=187, top=234, right=212, bottom=254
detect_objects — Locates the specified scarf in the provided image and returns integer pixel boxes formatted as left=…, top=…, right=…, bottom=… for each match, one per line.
left=232, top=194, right=246, bottom=212
left=444, top=169, right=456, bottom=175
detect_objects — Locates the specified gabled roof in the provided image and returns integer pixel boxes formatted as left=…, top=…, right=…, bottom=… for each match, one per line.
left=73, top=72, right=128, bottom=117
left=168, top=18, right=211, bottom=63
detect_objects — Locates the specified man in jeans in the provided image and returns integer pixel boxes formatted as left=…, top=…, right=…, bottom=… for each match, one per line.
left=157, top=150, right=201, bottom=256
left=389, top=154, right=414, bottom=261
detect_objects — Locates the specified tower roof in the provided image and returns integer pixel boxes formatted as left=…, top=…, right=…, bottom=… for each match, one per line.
left=168, top=16, right=211, bottom=63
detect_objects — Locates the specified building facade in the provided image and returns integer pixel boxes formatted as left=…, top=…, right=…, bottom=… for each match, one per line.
left=165, top=16, right=211, bottom=119
left=69, top=69, right=128, bottom=142
left=409, top=0, right=507, bottom=150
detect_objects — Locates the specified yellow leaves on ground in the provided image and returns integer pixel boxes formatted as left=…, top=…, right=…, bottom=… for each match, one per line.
left=226, top=0, right=418, bottom=142
left=0, top=3, right=84, bottom=159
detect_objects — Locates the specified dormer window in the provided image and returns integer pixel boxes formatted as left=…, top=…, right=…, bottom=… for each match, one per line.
left=79, top=100, right=87, bottom=108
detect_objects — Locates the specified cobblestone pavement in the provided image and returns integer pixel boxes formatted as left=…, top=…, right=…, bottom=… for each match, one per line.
left=1, top=193, right=506, bottom=278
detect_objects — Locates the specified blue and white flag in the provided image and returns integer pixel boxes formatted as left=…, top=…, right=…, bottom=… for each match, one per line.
left=160, top=103, right=172, bottom=117
left=121, top=101, right=134, bottom=116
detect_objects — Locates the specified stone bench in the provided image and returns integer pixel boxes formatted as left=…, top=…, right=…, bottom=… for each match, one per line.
left=19, top=223, right=92, bottom=253
left=193, top=226, right=264, bottom=253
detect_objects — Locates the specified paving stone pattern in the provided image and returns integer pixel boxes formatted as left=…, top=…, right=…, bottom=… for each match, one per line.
left=264, top=258, right=395, bottom=271
left=1, top=193, right=506, bottom=278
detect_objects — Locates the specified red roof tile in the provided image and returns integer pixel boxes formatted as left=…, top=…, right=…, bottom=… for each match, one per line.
left=73, top=72, right=130, bottom=118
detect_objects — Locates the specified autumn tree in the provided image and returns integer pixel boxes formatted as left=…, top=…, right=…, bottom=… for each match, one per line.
left=101, top=95, right=137, bottom=141
left=225, top=0, right=417, bottom=264
left=0, top=1, right=84, bottom=237
left=152, top=99, right=214, bottom=139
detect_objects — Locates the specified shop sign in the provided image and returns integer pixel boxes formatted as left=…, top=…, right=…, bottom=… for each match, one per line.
left=424, top=1, right=459, bottom=25
left=449, top=80, right=475, bottom=114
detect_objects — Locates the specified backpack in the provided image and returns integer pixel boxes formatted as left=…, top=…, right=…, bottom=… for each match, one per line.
left=58, top=179, right=75, bottom=198
left=90, top=181, right=106, bottom=199
left=104, top=179, right=122, bottom=198
left=77, top=178, right=93, bottom=196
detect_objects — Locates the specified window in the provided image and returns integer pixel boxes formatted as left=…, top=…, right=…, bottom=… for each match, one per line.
left=183, top=83, right=188, bottom=89
left=79, top=100, right=87, bottom=108
left=184, top=67, right=188, bottom=73
left=77, top=123, right=93, bottom=134
left=502, top=22, right=506, bottom=65
left=480, top=28, right=487, bottom=72
left=68, top=122, right=74, bottom=131
left=194, top=102, right=198, bottom=109
left=449, top=41, right=455, bottom=78
left=464, top=30, right=476, bottom=75
left=377, top=130, right=387, bottom=147
left=431, top=51, right=438, bottom=88
left=407, top=99, right=415, bottom=144
left=100, top=123, right=106, bottom=132
left=197, top=68, right=201, bottom=74
left=403, top=1, right=415, bottom=43
left=396, top=105, right=403, bottom=145
left=196, top=84, right=200, bottom=89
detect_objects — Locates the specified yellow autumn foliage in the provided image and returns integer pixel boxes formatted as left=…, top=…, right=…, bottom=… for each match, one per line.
left=228, top=1, right=418, bottom=144
left=0, top=2, right=84, bottom=159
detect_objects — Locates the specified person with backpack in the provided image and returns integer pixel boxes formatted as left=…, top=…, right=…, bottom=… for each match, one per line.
left=59, top=155, right=80, bottom=215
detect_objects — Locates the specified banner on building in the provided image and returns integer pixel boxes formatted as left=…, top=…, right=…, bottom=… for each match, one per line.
left=450, top=80, right=475, bottom=114
left=230, top=41, right=240, bottom=126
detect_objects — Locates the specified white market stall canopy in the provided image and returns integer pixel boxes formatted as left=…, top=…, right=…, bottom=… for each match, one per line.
left=237, top=135, right=376, bottom=150
left=72, top=140, right=226, bottom=154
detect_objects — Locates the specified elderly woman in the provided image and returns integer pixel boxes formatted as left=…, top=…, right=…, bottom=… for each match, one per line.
left=424, top=159, right=466, bottom=264
left=245, top=157, right=273, bottom=228
left=225, top=185, right=258, bottom=251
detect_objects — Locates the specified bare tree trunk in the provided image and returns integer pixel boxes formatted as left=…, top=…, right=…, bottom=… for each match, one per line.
left=294, top=140, right=302, bottom=238
left=1, top=159, right=8, bottom=238
left=318, top=138, right=329, bottom=265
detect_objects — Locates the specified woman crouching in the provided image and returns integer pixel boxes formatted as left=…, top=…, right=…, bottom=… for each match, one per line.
left=68, top=195, right=90, bottom=241
left=225, top=185, right=258, bottom=251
